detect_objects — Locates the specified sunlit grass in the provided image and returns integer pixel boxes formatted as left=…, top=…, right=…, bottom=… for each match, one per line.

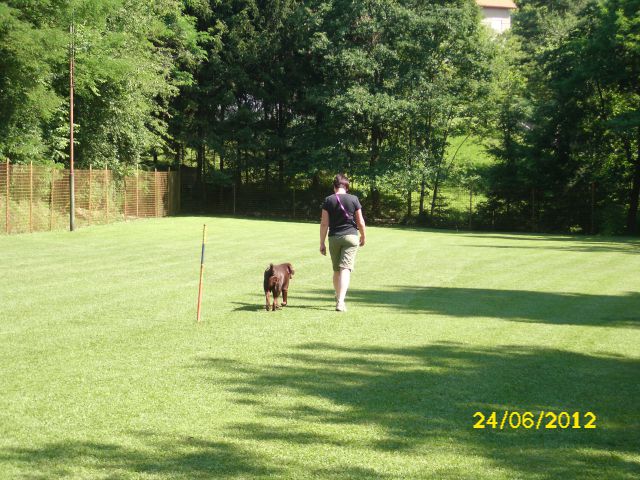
left=1, top=217, right=639, bottom=479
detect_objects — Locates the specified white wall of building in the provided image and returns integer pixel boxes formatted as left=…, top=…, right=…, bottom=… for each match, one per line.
left=481, top=7, right=512, bottom=33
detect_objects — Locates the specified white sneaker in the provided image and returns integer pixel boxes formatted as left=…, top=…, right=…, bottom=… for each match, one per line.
left=336, top=301, right=347, bottom=312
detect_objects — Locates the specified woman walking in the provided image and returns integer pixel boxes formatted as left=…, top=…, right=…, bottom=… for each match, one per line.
left=320, top=174, right=366, bottom=312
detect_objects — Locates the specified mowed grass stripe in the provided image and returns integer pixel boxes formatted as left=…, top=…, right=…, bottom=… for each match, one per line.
left=1, top=217, right=639, bottom=479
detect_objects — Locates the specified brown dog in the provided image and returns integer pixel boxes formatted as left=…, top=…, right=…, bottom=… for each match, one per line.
left=263, top=263, right=294, bottom=311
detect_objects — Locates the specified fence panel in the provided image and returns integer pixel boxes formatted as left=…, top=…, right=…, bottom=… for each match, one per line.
left=0, top=162, right=179, bottom=235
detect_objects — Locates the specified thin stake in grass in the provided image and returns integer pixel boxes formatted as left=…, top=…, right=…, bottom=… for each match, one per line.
left=196, top=224, right=207, bottom=322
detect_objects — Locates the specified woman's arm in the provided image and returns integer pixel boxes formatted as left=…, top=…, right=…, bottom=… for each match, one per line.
left=355, top=209, right=366, bottom=246
left=320, top=209, right=329, bottom=255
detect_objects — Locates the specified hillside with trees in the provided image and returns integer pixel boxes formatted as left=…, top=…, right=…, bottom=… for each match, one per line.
left=1, top=0, right=638, bottom=233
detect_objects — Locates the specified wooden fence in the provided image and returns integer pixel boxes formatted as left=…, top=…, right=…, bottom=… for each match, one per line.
left=0, top=161, right=179, bottom=234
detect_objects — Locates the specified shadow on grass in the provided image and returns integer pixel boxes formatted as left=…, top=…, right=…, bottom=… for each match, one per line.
left=4, top=344, right=639, bottom=478
left=453, top=231, right=640, bottom=244
left=231, top=301, right=330, bottom=312
left=0, top=434, right=277, bottom=479
left=454, top=242, right=640, bottom=254
left=198, top=342, right=640, bottom=479
left=297, top=286, right=640, bottom=327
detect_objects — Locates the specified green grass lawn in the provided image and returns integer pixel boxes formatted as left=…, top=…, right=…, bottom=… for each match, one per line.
left=1, top=217, right=639, bottom=479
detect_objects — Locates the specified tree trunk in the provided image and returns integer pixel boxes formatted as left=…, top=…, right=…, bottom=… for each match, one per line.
left=419, top=175, right=425, bottom=215
left=175, top=143, right=182, bottom=169
left=430, top=169, right=441, bottom=217
left=244, top=150, right=249, bottom=185
left=196, top=143, right=204, bottom=185
left=627, top=128, right=640, bottom=234
left=236, top=143, right=242, bottom=188
left=197, top=143, right=206, bottom=209
left=370, top=123, right=381, bottom=217
left=407, top=129, right=412, bottom=218
left=278, top=103, right=284, bottom=185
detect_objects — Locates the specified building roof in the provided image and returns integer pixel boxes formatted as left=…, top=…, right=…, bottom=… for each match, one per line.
left=476, top=0, right=517, bottom=9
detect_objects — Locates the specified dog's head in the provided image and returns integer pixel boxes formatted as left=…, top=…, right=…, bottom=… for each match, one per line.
left=286, top=263, right=295, bottom=278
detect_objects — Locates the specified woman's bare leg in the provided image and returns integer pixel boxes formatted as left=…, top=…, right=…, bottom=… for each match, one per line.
left=337, top=268, right=351, bottom=303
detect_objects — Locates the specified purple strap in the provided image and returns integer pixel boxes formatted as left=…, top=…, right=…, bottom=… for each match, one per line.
left=335, top=193, right=352, bottom=221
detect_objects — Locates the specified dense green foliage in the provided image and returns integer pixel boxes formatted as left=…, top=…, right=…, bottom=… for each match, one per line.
left=0, top=0, right=201, bottom=169
left=484, top=0, right=640, bottom=233
left=2, top=217, right=639, bottom=478
left=1, top=0, right=638, bottom=233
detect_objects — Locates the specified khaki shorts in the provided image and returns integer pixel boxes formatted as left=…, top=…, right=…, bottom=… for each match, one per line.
left=329, top=234, right=359, bottom=272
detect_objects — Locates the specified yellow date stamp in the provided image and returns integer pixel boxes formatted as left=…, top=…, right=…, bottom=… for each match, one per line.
left=473, top=411, right=597, bottom=430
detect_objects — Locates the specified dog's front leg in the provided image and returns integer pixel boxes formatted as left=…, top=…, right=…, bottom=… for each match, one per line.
left=265, top=290, right=271, bottom=311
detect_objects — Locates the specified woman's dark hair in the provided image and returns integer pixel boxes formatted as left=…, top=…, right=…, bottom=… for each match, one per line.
left=333, top=174, right=350, bottom=191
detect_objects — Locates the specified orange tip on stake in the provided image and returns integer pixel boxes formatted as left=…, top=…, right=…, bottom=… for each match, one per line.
left=196, top=224, right=207, bottom=322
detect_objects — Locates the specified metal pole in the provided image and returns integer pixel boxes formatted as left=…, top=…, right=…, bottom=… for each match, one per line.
left=123, top=177, right=127, bottom=220
left=176, top=165, right=182, bottom=213
left=196, top=224, right=207, bottom=322
left=167, top=167, right=171, bottom=215
left=29, top=161, right=33, bottom=232
left=69, top=19, right=76, bottom=232
left=155, top=168, right=159, bottom=217
left=6, top=159, right=10, bottom=234
left=50, top=168, right=54, bottom=230
left=88, top=164, right=92, bottom=223
left=135, top=164, right=139, bottom=217
left=104, top=167, right=109, bottom=222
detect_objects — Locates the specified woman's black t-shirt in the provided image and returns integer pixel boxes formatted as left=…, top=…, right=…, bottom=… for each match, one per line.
left=322, top=193, right=362, bottom=237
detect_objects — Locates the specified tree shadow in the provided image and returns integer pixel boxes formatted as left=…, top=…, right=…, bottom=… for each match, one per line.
left=197, top=342, right=640, bottom=479
left=454, top=242, right=640, bottom=254
left=0, top=433, right=277, bottom=479
left=454, top=232, right=640, bottom=246
left=300, top=286, right=640, bottom=327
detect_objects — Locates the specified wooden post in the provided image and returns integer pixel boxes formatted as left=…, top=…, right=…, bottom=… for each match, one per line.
left=123, top=177, right=128, bottom=220
left=50, top=169, right=54, bottom=230
left=5, top=159, right=9, bottom=234
left=135, top=165, right=139, bottom=217
left=29, top=161, right=33, bottom=232
left=167, top=167, right=171, bottom=215
left=104, top=167, right=109, bottom=222
left=155, top=168, right=159, bottom=217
